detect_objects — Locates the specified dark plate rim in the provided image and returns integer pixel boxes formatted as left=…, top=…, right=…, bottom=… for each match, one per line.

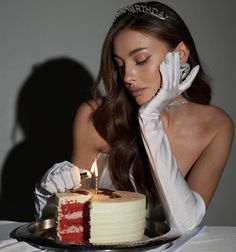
left=14, top=219, right=179, bottom=251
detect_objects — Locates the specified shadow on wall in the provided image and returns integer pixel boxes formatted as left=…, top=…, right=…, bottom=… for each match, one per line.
left=0, top=57, right=94, bottom=221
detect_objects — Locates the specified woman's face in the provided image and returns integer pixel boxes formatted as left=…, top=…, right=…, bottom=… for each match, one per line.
left=113, top=28, right=170, bottom=105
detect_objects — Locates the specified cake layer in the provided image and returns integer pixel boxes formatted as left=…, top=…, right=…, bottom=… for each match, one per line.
left=60, top=231, right=89, bottom=243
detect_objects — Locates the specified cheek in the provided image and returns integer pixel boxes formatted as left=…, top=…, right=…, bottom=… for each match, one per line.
left=144, top=63, right=162, bottom=90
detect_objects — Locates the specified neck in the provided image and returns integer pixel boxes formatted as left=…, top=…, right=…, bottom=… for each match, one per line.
left=162, top=97, right=190, bottom=129
left=164, top=97, right=189, bottom=111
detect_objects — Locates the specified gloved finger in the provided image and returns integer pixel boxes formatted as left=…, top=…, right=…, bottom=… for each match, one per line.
left=173, top=51, right=180, bottom=87
left=66, top=167, right=82, bottom=189
left=164, top=52, right=176, bottom=88
left=48, top=161, right=72, bottom=178
left=63, top=169, right=74, bottom=190
left=59, top=161, right=79, bottom=189
left=179, top=65, right=200, bottom=93
left=41, top=180, right=58, bottom=194
left=160, top=62, right=169, bottom=90
left=50, top=175, right=65, bottom=193
left=168, top=52, right=175, bottom=87
left=46, top=162, right=62, bottom=177
left=70, top=166, right=82, bottom=188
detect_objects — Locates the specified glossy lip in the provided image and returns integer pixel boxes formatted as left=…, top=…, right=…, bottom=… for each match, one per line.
left=131, top=87, right=146, bottom=97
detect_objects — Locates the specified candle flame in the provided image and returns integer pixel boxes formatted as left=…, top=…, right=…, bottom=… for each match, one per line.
left=90, top=159, right=98, bottom=177
left=90, top=157, right=99, bottom=194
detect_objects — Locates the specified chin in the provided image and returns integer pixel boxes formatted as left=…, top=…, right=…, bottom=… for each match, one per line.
left=135, top=97, right=148, bottom=106
left=135, top=95, right=154, bottom=106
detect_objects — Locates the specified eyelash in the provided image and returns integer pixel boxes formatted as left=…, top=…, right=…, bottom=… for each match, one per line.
left=136, top=56, right=151, bottom=65
left=115, top=56, right=151, bottom=69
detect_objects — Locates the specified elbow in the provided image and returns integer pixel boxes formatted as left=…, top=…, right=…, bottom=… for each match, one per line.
left=169, top=191, right=206, bottom=234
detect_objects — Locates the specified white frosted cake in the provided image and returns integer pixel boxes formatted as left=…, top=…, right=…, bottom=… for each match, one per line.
left=55, top=189, right=146, bottom=244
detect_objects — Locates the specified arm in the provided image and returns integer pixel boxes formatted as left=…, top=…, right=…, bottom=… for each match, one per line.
left=139, top=52, right=205, bottom=233
left=139, top=113, right=206, bottom=233
left=34, top=102, right=103, bottom=219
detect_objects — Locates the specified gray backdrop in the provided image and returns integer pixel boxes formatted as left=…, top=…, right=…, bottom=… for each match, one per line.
left=0, top=0, right=235, bottom=225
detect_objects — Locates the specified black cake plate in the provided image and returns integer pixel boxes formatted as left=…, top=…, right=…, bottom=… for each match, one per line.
left=14, top=218, right=179, bottom=251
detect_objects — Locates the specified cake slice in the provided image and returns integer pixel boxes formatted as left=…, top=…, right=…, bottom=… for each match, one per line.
left=56, top=190, right=92, bottom=242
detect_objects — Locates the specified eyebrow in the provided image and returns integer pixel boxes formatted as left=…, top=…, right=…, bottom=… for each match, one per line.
left=113, top=47, right=148, bottom=59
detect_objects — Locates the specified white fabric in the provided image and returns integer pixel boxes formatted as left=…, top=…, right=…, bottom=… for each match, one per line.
left=138, top=52, right=205, bottom=234
left=178, top=226, right=236, bottom=252
left=94, top=153, right=115, bottom=190
left=0, top=240, right=41, bottom=252
left=34, top=161, right=91, bottom=219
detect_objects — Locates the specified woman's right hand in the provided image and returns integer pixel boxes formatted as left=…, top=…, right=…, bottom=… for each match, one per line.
left=34, top=161, right=91, bottom=219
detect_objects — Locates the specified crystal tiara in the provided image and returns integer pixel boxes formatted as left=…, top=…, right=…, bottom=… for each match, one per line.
left=114, top=4, right=168, bottom=22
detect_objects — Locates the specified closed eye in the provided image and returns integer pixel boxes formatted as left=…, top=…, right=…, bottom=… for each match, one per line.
left=136, top=56, right=151, bottom=65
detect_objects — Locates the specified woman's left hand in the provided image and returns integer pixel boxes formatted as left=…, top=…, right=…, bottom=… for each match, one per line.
left=139, top=51, right=199, bottom=116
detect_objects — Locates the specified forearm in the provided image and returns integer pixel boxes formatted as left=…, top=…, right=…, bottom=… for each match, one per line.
left=139, top=112, right=206, bottom=233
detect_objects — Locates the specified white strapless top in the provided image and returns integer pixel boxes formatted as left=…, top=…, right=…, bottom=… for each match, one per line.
left=96, top=153, right=115, bottom=190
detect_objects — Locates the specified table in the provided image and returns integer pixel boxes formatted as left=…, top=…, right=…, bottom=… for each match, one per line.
left=0, top=221, right=235, bottom=251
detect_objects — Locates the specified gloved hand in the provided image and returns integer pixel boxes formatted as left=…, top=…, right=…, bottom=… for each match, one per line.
left=34, top=161, right=91, bottom=219
left=139, top=51, right=199, bottom=116
left=138, top=52, right=205, bottom=234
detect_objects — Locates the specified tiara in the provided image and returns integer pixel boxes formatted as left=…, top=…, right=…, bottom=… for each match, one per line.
left=114, top=4, right=168, bottom=22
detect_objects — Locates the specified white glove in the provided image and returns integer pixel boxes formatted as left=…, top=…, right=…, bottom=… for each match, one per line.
left=34, top=161, right=91, bottom=219
left=139, top=51, right=205, bottom=234
left=139, top=51, right=199, bottom=115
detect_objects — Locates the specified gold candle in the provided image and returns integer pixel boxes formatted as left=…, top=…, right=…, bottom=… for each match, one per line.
left=94, top=159, right=98, bottom=194
left=95, top=176, right=99, bottom=194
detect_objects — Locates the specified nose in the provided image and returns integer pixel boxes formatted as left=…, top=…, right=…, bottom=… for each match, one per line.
left=123, top=65, right=136, bottom=86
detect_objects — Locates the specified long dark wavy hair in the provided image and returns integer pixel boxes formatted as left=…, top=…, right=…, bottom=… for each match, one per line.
left=91, top=1, right=212, bottom=202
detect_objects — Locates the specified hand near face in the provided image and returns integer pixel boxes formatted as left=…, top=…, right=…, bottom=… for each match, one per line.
left=139, top=51, right=199, bottom=115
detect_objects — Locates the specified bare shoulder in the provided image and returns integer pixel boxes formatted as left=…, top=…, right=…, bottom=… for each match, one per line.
left=75, top=98, right=99, bottom=117
left=191, top=103, right=234, bottom=137
left=73, top=99, right=102, bottom=130
left=204, top=105, right=234, bottom=136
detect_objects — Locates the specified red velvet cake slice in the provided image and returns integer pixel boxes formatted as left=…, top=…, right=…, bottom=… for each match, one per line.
left=56, top=190, right=92, bottom=243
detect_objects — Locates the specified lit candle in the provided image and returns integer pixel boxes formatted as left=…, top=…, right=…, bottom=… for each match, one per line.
left=90, top=158, right=99, bottom=194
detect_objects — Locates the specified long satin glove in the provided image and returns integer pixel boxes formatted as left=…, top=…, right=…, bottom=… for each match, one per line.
left=34, top=161, right=91, bottom=219
left=139, top=52, right=206, bottom=234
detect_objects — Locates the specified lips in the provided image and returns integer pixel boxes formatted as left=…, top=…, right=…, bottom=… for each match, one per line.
left=131, top=88, right=146, bottom=97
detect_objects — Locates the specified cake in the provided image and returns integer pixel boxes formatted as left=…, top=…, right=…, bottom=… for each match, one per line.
left=55, top=189, right=146, bottom=244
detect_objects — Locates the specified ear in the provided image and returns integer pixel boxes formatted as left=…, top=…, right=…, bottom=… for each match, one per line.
left=175, top=41, right=189, bottom=62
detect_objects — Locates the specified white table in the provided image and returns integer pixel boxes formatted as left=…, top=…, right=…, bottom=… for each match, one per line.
left=0, top=221, right=235, bottom=251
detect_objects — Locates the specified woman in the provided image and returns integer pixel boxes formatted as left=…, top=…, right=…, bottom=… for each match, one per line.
left=35, top=1, right=234, bottom=234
